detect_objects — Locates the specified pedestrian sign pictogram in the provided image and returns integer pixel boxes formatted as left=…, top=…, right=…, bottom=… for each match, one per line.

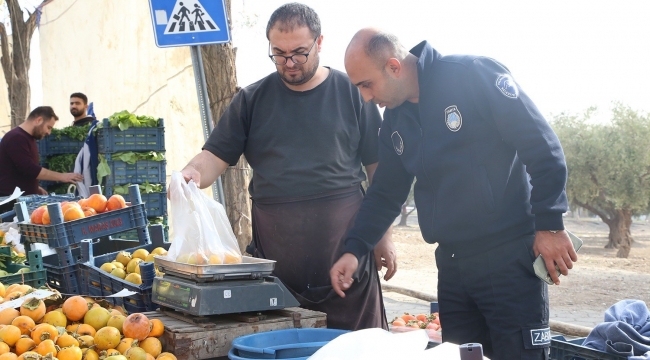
left=149, top=0, right=231, bottom=47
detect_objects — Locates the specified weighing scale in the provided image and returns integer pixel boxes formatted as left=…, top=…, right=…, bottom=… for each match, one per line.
left=152, top=256, right=300, bottom=317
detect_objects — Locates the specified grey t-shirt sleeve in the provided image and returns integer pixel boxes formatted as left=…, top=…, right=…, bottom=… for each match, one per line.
left=202, top=90, right=249, bottom=166
left=358, top=101, right=382, bottom=166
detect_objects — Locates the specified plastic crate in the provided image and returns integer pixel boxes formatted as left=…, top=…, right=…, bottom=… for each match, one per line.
left=103, top=156, right=166, bottom=188
left=1, top=194, right=80, bottom=223
left=97, top=118, right=165, bottom=154
left=114, top=217, right=168, bottom=241
left=550, top=336, right=627, bottom=360
left=37, top=136, right=85, bottom=157
left=0, top=247, right=47, bottom=288
left=42, top=237, right=148, bottom=295
left=79, top=225, right=169, bottom=311
left=104, top=190, right=167, bottom=218
left=18, top=203, right=148, bottom=248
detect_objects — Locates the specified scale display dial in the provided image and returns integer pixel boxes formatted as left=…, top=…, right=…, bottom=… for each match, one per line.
left=153, top=279, right=192, bottom=310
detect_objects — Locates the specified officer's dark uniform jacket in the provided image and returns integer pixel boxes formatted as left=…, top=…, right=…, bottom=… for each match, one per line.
left=344, top=41, right=568, bottom=259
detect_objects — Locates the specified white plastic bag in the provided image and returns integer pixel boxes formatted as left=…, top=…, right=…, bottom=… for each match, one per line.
left=166, top=171, right=242, bottom=264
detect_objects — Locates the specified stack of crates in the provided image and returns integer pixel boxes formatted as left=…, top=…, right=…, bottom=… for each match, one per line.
left=16, top=185, right=153, bottom=296
left=0, top=246, right=47, bottom=288
left=97, top=118, right=168, bottom=237
left=37, top=126, right=88, bottom=194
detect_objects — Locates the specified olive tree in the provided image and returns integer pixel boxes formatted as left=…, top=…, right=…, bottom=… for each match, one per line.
left=552, top=104, right=650, bottom=258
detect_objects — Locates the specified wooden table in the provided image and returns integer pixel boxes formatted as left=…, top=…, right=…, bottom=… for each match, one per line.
left=144, top=307, right=327, bottom=360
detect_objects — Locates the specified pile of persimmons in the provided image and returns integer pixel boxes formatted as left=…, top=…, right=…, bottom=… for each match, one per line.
left=29, top=195, right=127, bottom=225
left=0, top=291, right=173, bottom=360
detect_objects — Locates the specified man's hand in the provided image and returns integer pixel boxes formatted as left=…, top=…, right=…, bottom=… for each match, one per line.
left=330, top=253, right=359, bottom=298
left=373, top=229, right=397, bottom=281
left=61, top=173, right=83, bottom=184
left=181, top=165, right=201, bottom=185
left=533, top=230, right=578, bottom=285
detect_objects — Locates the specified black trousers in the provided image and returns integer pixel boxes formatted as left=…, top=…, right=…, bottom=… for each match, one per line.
left=436, top=233, right=550, bottom=360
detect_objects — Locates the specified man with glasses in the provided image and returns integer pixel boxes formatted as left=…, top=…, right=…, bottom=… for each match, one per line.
left=178, top=3, right=393, bottom=330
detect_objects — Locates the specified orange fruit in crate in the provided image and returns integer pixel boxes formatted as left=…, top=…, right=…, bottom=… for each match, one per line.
left=30, top=206, right=46, bottom=224
left=106, top=195, right=127, bottom=211
left=13, top=337, right=35, bottom=355
left=20, top=297, right=46, bottom=322
left=78, top=198, right=88, bottom=207
left=31, top=323, right=59, bottom=345
left=57, top=345, right=82, bottom=360
left=61, top=202, right=81, bottom=214
left=12, top=315, right=35, bottom=335
left=0, top=324, right=21, bottom=346
left=87, top=194, right=108, bottom=213
left=140, top=337, right=162, bottom=357
left=83, top=207, right=97, bottom=217
left=0, top=342, right=9, bottom=355
left=64, top=206, right=86, bottom=222
left=94, top=326, right=122, bottom=350
left=41, top=209, right=51, bottom=225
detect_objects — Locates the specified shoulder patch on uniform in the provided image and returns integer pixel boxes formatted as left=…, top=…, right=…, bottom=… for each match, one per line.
left=530, top=327, right=551, bottom=346
left=496, top=74, right=519, bottom=99
left=391, top=131, right=404, bottom=155
left=444, top=105, right=462, bottom=132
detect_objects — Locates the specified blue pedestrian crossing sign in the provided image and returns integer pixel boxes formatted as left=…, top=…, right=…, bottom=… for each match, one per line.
left=149, top=0, right=231, bottom=47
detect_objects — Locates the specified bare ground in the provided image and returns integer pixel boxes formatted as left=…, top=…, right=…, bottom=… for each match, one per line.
left=387, top=217, right=650, bottom=315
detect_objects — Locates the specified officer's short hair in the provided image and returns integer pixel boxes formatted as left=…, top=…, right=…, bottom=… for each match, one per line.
left=366, top=32, right=408, bottom=68
left=266, top=3, right=321, bottom=40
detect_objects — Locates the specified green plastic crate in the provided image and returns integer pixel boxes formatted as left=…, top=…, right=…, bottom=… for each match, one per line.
left=0, top=246, right=47, bottom=288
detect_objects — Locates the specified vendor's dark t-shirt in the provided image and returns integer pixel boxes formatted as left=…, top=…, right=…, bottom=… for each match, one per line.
left=0, top=127, right=42, bottom=196
left=203, top=68, right=382, bottom=199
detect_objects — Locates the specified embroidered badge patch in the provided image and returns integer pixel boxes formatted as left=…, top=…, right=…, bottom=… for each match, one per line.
left=444, top=105, right=462, bottom=132
left=391, top=131, right=404, bottom=155
left=496, top=74, right=519, bottom=99
left=530, top=328, right=551, bottom=346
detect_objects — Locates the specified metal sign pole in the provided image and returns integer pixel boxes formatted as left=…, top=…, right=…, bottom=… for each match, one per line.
left=190, top=45, right=226, bottom=207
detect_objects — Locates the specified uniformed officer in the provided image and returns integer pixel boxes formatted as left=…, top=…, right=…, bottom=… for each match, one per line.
left=329, top=28, right=578, bottom=360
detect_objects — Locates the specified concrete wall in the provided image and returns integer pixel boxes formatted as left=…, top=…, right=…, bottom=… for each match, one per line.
left=38, top=0, right=206, bottom=186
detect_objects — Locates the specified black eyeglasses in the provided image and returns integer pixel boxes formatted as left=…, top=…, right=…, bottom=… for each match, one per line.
left=268, top=37, right=318, bottom=65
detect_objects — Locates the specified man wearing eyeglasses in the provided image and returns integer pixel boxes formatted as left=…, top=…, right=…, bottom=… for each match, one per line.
left=178, top=3, right=393, bottom=331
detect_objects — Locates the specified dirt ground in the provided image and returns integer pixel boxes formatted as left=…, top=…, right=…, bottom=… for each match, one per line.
left=389, top=216, right=650, bottom=313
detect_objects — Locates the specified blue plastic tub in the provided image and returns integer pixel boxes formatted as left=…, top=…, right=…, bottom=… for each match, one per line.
left=231, top=328, right=348, bottom=359
left=228, top=348, right=307, bottom=360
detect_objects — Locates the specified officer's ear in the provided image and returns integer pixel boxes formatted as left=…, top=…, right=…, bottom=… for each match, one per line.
left=385, top=58, right=402, bottom=78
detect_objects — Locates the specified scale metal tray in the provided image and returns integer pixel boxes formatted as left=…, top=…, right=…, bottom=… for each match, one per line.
left=154, top=255, right=276, bottom=282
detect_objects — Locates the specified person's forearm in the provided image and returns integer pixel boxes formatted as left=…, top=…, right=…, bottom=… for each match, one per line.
left=184, top=150, right=229, bottom=189
left=36, top=168, right=65, bottom=182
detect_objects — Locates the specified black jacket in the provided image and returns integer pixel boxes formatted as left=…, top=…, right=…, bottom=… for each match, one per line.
left=344, top=41, right=568, bottom=258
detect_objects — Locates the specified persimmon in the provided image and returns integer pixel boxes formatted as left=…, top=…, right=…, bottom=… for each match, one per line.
left=87, top=194, right=108, bottom=213
left=82, top=207, right=97, bottom=217
left=56, top=333, right=80, bottom=348
left=20, top=297, right=46, bottom=322
left=116, top=338, right=136, bottom=354
left=139, top=337, right=162, bottom=358
left=0, top=353, right=18, bottom=360
left=35, top=339, right=57, bottom=357
left=58, top=345, right=83, bottom=360
left=42, top=209, right=51, bottom=225
left=122, top=313, right=151, bottom=341
left=157, top=352, right=177, bottom=360
left=30, top=323, right=59, bottom=345
left=64, top=206, right=85, bottom=222
left=61, top=202, right=81, bottom=215
left=13, top=337, right=35, bottom=355
left=62, top=296, right=89, bottom=321
left=106, top=195, right=126, bottom=211
left=82, top=348, right=99, bottom=360
left=0, top=324, right=21, bottom=346
left=400, top=313, right=417, bottom=323
left=0, top=342, right=9, bottom=355
left=391, top=318, right=406, bottom=327
left=416, top=314, right=428, bottom=322
left=0, top=307, right=20, bottom=325
left=94, top=326, right=121, bottom=350
left=78, top=199, right=88, bottom=208
left=30, top=206, right=46, bottom=224
left=148, top=319, right=164, bottom=337
left=11, top=315, right=36, bottom=335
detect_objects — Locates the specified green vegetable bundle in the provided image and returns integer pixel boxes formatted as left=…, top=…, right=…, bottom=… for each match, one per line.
left=99, top=110, right=159, bottom=131
left=46, top=154, right=78, bottom=173
left=50, top=124, right=91, bottom=141
left=110, top=182, right=164, bottom=195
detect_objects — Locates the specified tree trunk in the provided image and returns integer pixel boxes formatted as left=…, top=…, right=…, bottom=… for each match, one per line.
left=0, top=0, right=38, bottom=128
left=603, top=209, right=633, bottom=258
left=200, top=0, right=253, bottom=254
left=397, top=204, right=416, bottom=226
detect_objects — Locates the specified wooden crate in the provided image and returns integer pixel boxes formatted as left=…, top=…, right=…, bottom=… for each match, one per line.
left=144, top=307, right=327, bottom=360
